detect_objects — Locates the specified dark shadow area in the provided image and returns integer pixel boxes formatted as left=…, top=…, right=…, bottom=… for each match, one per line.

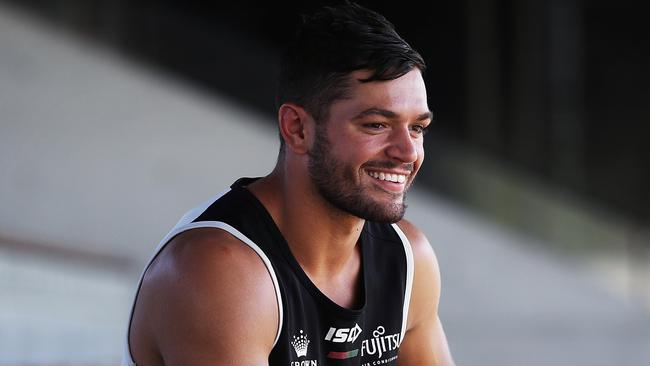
left=4, top=0, right=648, bottom=235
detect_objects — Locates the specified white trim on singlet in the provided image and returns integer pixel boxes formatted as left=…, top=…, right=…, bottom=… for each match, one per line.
left=122, top=191, right=284, bottom=366
left=391, top=223, right=414, bottom=344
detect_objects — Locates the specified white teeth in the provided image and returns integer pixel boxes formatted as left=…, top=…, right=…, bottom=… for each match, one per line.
left=366, top=170, right=407, bottom=183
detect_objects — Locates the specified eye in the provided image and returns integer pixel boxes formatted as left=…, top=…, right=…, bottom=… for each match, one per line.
left=410, top=124, right=429, bottom=135
left=363, top=122, right=387, bottom=130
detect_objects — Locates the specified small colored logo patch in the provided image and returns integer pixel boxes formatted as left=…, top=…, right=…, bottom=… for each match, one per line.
left=327, top=349, right=359, bottom=360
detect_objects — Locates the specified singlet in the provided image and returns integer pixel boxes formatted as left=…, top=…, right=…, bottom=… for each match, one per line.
left=122, top=177, right=414, bottom=366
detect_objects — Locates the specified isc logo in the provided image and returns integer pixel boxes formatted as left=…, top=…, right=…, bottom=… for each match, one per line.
left=324, top=323, right=362, bottom=343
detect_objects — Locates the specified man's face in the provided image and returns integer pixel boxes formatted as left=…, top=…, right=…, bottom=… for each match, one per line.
left=307, top=69, right=431, bottom=223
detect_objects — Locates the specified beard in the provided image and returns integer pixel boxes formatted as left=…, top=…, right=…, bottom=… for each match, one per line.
left=307, top=126, right=411, bottom=223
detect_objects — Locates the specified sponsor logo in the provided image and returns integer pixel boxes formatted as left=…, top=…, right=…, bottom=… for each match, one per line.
left=291, top=330, right=310, bottom=358
left=327, top=349, right=360, bottom=360
left=290, top=330, right=318, bottom=365
left=290, top=362, right=318, bottom=366
left=324, top=323, right=363, bottom=343
left=360, top=326, right=401, bottom=360
left=291, top=360, right=318, bottom=366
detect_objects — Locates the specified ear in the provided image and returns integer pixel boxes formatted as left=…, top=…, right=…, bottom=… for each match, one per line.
left=278, top=103, right=314, bottom=155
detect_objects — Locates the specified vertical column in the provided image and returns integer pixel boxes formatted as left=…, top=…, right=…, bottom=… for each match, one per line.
left=509, top=0, right=548, bottom=173
left=547, top=0, right=585, bottom=188
left=466, top=0, right=503, bottom=153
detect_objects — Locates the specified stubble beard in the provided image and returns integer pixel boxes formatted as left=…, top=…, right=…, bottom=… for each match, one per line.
left=307, top=126, right=409, bottom=223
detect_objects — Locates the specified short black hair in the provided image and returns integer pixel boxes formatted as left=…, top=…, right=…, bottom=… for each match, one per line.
left=276, top=1, right=426, bottom=125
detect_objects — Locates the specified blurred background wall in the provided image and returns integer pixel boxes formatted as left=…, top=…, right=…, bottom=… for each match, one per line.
left=0, top=0, right=648, bottom=365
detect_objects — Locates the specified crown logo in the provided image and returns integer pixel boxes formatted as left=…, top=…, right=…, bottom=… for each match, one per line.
left=291, top=330, right=310, bottom=358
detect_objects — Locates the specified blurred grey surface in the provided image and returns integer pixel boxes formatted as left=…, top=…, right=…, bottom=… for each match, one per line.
left=406, top=190, right=650, bottom=365
left=0, top=4, right=648, bottom=365
left=0, top=4, right=278, bottom=264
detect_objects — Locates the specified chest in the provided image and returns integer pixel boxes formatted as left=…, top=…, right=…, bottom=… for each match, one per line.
left=269, top=246, right=408, bottom=366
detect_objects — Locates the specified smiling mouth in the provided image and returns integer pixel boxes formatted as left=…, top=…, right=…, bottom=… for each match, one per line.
left=365, top=169, right=408, bottom=184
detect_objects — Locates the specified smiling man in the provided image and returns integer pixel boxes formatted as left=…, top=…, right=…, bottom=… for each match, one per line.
left=123, top=2, right=454, bottom=365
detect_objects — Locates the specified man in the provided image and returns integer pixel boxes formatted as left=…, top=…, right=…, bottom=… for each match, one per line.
left=123, top=2, right=454, bottom=365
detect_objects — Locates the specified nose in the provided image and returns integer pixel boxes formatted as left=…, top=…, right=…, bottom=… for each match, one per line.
left=385, top=126, right=419, bottom=163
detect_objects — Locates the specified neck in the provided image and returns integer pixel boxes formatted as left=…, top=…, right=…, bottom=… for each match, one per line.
left=248, top=167, right=364, bottom=278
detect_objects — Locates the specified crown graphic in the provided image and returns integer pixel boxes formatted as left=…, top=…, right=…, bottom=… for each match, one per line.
left=291, top=330, right=310, bottom=358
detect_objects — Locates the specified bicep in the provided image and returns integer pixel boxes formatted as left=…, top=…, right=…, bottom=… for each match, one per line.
left=154, top=277, right=276, bottom=366
left=398, top=315, right=454, bottom=366
left=141, top=230, right=278, bottom=365
left=397, top=220, right=454, bottom=365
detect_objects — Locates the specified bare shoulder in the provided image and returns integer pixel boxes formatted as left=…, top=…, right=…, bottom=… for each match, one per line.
left=396, top=218, right=439, bottom=270
left=130, top=227, right=278, bottom=365
left=396, top=219, right=441, bottom=328
left=395, top=220, right=454, bottom=365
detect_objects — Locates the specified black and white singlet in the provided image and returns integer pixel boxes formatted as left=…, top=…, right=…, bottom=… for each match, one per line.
left=123, top=177, right=414, bottom=366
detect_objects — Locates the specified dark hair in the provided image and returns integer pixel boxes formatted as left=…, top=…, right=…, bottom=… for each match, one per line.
left=276, top=1, right=426, bottom=126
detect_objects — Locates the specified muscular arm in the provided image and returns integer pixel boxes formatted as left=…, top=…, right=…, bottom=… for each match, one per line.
left=397, top=220, right=455, bottom=366
left=129, top=228, right=279, bottom=365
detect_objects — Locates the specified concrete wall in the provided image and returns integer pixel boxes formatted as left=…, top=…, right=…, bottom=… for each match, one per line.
left=0, top=4, right=278, bottom=265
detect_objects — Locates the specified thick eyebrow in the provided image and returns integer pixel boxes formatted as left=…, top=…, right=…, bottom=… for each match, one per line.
left=352, top=108, right=433, bottom=122
left=416, top=110, right=434, bottom=122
